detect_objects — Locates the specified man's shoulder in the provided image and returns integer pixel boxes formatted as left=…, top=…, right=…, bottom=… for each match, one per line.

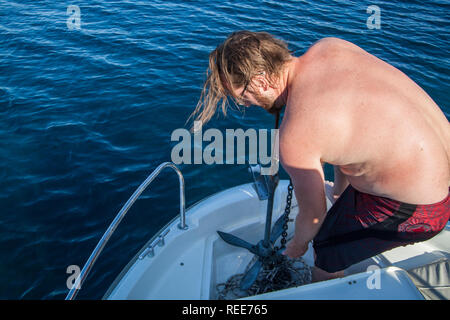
left=309, top=37, right=355, bottom=53
left=312, top=36, right=345, bottom=46
left=306, top=37, right=364, bottom=68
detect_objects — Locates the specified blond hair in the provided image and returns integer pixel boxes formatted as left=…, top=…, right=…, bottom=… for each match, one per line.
left=189, top=31, right=292, bottom=127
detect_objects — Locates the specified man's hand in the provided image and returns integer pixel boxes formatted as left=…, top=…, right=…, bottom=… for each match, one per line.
left=282, top=239, right=309, bottom=258
left=324, top=180, right=338, bottom=205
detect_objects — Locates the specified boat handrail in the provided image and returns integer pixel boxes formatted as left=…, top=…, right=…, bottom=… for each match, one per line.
left=65, top=162, right=186, bottom=300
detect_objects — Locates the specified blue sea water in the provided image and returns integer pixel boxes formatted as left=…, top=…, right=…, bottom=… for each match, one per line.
left=0, top=0, right=448, bottom=299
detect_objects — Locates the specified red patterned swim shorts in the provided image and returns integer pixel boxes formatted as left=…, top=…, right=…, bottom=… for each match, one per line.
left=313, top=185, right=450, bottom=273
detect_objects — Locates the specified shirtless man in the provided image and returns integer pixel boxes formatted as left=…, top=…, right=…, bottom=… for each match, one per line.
left=191, top=31, right=450, bottom=281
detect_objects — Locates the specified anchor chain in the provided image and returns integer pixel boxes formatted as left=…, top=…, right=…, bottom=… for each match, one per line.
left=275, top=179, right=294, bottom=251
left=216, top=254, right=311, bottom=300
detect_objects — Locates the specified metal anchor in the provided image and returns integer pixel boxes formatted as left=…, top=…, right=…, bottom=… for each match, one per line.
left=217, top=166, right=289, bottom=290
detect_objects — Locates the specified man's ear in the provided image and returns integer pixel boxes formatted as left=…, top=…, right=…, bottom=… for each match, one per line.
left=252, top=72, right=269, bottom=91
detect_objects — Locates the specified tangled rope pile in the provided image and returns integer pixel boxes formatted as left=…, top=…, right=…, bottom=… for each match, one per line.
left=216, top=255, right=312, bottom=300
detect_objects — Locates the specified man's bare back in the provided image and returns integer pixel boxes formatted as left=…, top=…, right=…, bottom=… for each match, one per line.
left=196, top=31, right=449, bottom=272
left=280, top=37, right=450, bottom=205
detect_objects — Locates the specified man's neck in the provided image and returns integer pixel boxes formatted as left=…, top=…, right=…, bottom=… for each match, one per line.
left=276, top=57, right=299, bottom=107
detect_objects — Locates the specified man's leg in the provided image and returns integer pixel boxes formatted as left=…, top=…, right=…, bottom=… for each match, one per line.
left=311, top=267, right=345, bottom=282
left=311, top=249, right=345, bottom=282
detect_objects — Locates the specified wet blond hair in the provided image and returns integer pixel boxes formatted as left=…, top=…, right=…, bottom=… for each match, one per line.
left=189, top=31, right=292, bottom=127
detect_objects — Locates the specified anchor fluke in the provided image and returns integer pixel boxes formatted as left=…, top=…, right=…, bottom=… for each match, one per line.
left=240, top=258, right=262, bottom=290
left=217, top=231, right=259, bottom=255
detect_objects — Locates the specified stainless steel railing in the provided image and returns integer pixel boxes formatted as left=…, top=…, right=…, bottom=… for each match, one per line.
left=65, top=162, right=186, bottom=300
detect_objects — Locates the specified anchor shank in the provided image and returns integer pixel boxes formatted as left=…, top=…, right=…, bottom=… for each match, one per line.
left=262, top=175, right=278, bottom=248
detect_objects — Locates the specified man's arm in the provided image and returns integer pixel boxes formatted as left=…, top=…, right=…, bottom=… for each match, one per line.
left=282, top=158, right=328, bottom=258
